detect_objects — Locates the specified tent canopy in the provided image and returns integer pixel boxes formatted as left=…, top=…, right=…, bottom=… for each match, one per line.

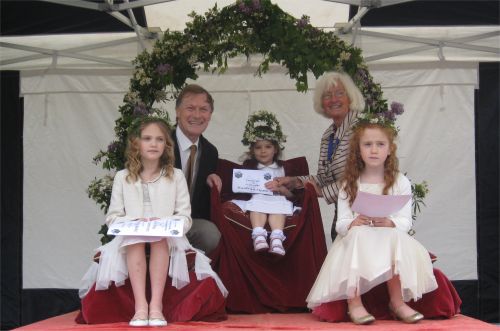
left=1, top=0, right=498, bottom=70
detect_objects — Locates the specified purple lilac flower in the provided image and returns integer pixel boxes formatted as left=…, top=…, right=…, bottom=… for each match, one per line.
left=107, top=141, right=120, bottom=153
left=155, top=63, right=172, bottom=75
left=297, top=17, right=309, bottom=28
left=252, top=0, right=261, bottom=10
left=238, top=2, right=251, bottom=14
left=133, top=102, right=149, bottom=116
left=390, top=101, right=404, bottom=115
left=383, top=110, right=396, bottom=121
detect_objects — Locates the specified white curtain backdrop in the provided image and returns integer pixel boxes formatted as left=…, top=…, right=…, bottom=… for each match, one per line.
left=22, top=62, right=477, bottom=289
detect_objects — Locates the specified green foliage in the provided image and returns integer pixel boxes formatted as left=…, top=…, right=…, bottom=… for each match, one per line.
left=412, top=181, right=429, bottom=221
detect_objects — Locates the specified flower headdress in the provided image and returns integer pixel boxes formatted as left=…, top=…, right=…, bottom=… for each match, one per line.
left=127, top=115, right=172, bottom=138
left=356, top=101, right=405, bottom=134
left=242, top=110, right=287, bottom=149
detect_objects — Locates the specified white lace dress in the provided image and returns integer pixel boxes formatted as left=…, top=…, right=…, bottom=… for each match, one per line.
left=306, top=174, right=437, bottom=308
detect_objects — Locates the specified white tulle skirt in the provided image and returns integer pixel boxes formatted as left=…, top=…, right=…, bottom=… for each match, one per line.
left=79, top=235, right=227, bottom=299
left=306, top=226, right=437, bottom=308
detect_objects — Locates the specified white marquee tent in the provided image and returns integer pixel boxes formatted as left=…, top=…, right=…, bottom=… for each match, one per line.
left=1, top=0, right=498, bottom=321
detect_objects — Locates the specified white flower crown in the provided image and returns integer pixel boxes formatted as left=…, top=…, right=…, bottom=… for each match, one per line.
left=242, top=110, right=287, bottom=149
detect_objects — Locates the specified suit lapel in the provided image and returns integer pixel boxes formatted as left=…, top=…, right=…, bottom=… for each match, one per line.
left=172, top=130, right=182, bottom=169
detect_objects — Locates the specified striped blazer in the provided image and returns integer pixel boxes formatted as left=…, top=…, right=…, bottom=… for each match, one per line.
left=300, top=110, right=359, bottom=205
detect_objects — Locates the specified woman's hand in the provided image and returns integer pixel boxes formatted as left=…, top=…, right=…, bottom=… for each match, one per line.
left=348, top=215, right=372, bottom=229
left=265, top=179, right=280, bottom=191
left=265, top=179, right=293, bottom=198
left=273, top=176, right=299, bottom=190
left=371, top=217, right=395, bottom=228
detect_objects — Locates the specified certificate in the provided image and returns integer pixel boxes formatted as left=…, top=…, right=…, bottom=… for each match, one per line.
left=351, top=191, right=411, bottom=218
left=107, top=217, right=185, bottom=237
left=232, top=169, right=273, bottom=195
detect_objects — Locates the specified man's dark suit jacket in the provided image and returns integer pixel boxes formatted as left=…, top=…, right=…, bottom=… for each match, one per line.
left=172, top=131, right=218, bottom=220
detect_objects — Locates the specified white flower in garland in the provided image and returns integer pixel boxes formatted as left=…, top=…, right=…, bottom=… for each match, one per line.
left=242, top=110, right=287, bottom=149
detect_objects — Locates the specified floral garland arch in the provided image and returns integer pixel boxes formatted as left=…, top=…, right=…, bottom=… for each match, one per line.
left=88, top=0, right=426, bottom=243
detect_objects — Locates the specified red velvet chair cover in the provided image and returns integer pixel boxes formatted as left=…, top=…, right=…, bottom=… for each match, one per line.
left=312, top=268, right=462, bottom=322
left=209, top=157, right=328, bottom=313
left=76, top=254, right=227, bottom=324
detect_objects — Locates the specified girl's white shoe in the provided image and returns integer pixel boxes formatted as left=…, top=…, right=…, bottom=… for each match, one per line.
left=253, top=235, right=269, bottom=252
left=269, top=230, right=286, bottom=256
left=129, top=309, right=148, bottom=327
left=269, top=237, right=285, bottom=256
left=148, top=310, right=168, bottom=327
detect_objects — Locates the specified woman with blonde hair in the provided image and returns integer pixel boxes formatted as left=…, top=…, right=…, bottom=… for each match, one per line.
left=276, top=71, right=365, bottom=241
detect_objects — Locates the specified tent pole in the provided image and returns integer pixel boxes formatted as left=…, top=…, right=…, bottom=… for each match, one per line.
left=124, top=0, right=147, bottom=50
left=0, top=37, right=139, bottom=67
left=0, top=42, right=132, bottom=67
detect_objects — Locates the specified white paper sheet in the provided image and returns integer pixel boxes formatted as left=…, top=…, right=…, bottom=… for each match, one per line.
left=232, top=169, right=274, bottom=195
left=351, top=191, right=411, bottom=218
left=107, top=217, right=185, bottom=237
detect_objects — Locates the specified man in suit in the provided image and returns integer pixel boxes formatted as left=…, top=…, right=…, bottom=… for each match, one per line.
left=173, top=84, right=222, bottom=254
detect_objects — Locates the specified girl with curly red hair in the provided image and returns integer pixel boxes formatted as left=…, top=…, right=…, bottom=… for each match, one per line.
left=307, top=122, right=437, bottom=325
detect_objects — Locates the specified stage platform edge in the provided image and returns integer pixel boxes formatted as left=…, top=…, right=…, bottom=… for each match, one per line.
left=14, top=311, right=498, bottom=330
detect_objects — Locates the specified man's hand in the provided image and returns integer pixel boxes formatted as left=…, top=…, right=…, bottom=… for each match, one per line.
left=206, top=173, right=222, bottom=192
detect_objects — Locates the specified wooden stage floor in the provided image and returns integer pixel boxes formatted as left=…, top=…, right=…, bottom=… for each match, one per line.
left=14, top=311, right=498, bottom=330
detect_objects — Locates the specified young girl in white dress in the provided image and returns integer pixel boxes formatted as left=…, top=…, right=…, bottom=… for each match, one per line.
left=235, top=110, right=294, bottom=256
left=81, top=117, right=226, bottom=327
left=306, top=121, right=437, bottom=325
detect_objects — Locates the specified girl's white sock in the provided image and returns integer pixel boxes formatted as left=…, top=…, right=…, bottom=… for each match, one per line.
left=252, top=226, right=267, bottom=239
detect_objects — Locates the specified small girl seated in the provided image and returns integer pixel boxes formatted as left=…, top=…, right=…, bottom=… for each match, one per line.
left=231, top=110, right=295, bottom=256
left=307, top=120, right=437, bottom=325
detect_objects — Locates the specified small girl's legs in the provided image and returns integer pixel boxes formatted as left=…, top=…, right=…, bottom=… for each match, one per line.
left=127, top=243, right=149, bottom=326
left=148, top=239, right=169, bottom=326
left=347, top=296, right=375, bottom=325
left=387, top=275, right=424, bottom=323
left=250, top=212, right=269, bottom=251
left=268, top=214, right=286, bottom=256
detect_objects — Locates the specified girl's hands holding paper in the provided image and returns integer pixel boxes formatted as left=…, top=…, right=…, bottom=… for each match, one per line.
left=349, top=214, right=372, bottom=229
left=349, top=215, right=395, bottom=229
left=371, top=217, right=395, bottom=228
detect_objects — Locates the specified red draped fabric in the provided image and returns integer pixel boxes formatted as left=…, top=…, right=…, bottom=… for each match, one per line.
left=209, top=157, right=328, bottom=313
left=312, top=268, right=462, bottom=322
left=76, top=272, right=226, bottom=324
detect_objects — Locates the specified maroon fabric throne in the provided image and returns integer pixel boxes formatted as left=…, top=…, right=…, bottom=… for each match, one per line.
left=76, top=252, right=227, bottom=324
left=209, top=157, right=328, bottom=313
